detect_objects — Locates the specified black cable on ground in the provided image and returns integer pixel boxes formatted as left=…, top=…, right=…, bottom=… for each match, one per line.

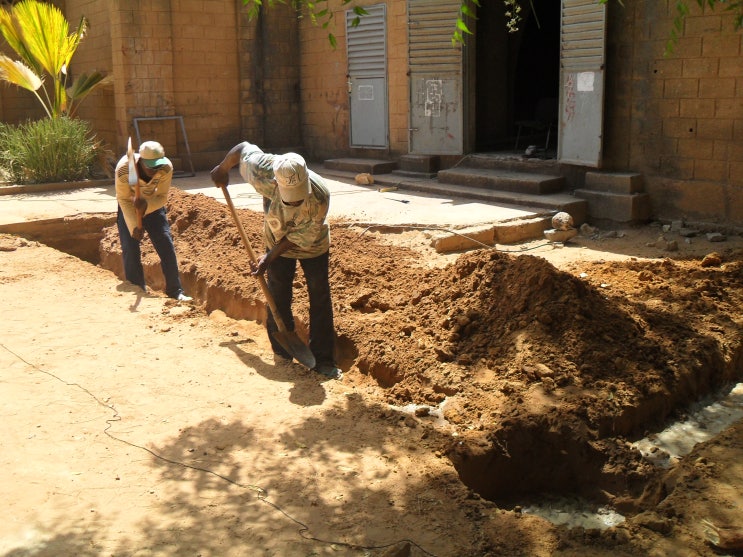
left=1, top=342, right=438, bottom=557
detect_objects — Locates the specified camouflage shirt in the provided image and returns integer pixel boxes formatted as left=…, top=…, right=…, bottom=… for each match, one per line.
left=239, top=143, right=330, bottom=259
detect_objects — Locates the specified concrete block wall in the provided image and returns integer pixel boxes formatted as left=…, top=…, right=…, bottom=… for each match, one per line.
left=170, top=0, right=241, bottom=166
left=298, top=2, right=352, bottom=161
left=236, top=3, right=265, bottom=149
left=65, top=0, right=244, bottom=170
left=0, top=43, right=46, bottom=124
left=257, top=2, right=301, bottom=152
left=3, top=0, right=300, bottom=171
left=66, top=0, right=116, bottom=155
left=386, top=0, right=410, bottom=155
left=605, top=0, right=743, bottom=226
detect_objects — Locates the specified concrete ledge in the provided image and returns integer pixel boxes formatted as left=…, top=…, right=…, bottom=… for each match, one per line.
left=494, top=216, right=552, bottom=244
left=0, top=213, right=116, bottom=262
left=0, top=178, right=112, bottom=196
left=432, top=216, right=556, bottom=253
left=323, top=158, right=398, bottom=174
left=433, top=225, right=495, bottom=253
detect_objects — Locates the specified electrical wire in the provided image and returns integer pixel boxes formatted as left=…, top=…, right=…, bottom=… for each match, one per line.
left=1, top=342, right=438, bottom=557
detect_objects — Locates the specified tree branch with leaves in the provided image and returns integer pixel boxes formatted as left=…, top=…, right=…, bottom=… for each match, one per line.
left=242, top=0, right=743, bottom=52
left=454, top=0, right=743, bottom=52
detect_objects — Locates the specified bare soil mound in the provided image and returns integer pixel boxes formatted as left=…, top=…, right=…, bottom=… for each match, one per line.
left=93, top=187, right=743, bottom=555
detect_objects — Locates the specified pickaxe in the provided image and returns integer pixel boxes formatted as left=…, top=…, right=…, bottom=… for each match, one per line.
left=127, top=137, right=147, bottom=241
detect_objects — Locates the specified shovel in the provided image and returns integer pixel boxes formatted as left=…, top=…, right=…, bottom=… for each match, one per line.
left=219, top=185, right=316, bottom=369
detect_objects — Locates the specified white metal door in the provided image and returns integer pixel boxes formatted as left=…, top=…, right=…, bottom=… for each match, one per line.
left=558, top=0, right=607, bottom=167
left=408, top=0, right=463, bottom=155
left=347, top=5, right=388, bottom=148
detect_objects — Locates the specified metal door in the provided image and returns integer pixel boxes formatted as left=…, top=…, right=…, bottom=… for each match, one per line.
left=408, top=0, right=464, bottom=155
left=347, top=5, right=388, bottom=148
left=558, top=0, right=607, bottom=167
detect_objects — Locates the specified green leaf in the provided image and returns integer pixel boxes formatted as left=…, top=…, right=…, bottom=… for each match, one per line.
left=66, top=71, right=113, bottom=117
left=0, top=54, right=42, bottom=91
left=456, top=18, right=472, bottom=34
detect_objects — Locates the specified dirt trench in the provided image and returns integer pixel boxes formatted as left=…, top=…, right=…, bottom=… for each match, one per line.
left=20, top=188, right=743, bottom=527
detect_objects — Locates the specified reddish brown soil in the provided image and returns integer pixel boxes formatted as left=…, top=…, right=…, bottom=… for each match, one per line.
left=90, top=188, right=743, bottom=555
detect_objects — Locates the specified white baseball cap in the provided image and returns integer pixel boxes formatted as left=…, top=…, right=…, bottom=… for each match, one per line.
left=273, top=153, right=310, bottom=202
left=139, top=141, right=168, bottom=168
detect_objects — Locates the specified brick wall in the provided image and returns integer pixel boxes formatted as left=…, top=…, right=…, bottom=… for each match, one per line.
left=66, top=0, right=115, bottom=153
left=4, top=0, right=742, bottom=225
left=170, top=0, right=241, bottom=165
left=606, top=0, right=743, bottom=226
left=245, top=2, right=302, bottom=153
left=298, top=1, right=352, bottom=160
left=65, top=0, right=243, bottom=170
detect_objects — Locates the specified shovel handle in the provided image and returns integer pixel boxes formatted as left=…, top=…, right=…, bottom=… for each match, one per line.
left=220, top=185, right=290, bottom=333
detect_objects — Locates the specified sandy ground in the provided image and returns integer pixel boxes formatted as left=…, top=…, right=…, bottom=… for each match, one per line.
left=2, top=187, right=743, bottom=556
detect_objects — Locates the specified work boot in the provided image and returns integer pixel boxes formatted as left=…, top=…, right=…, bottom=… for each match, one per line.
left=313, top=364, right=342, bottom=380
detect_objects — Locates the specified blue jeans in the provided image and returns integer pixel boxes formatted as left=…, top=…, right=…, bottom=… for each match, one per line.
left=266, top=250, right=336, bottom=367
left=117, top=206, right=184, bottom=298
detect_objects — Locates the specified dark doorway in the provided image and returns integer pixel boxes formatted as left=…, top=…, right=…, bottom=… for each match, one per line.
left=474, top=1, right=561, bottom=152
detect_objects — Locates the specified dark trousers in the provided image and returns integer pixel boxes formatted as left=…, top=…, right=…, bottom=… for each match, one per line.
left=117, top=206, right=184, bottom=298
left=266, top=250, right=336, bottom=367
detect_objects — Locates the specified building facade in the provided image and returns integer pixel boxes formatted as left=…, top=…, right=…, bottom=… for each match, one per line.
left=1, top=0, right=742, bottom=226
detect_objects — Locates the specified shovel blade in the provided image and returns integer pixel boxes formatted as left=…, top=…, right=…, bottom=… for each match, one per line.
left=275, top=330, right=316, bottom=369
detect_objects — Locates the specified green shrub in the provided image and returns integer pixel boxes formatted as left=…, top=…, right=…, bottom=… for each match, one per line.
left=0, top=117, right=102, bottom=184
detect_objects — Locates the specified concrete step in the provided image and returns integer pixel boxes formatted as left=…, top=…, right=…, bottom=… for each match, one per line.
left=573, top=189, right=651, bottom=223
left=438, top=166, right=566, bottom=195
left=402, top=179, right=587, bottom=225
left=584, top=171, right=644, bottom=194
left=392, top=154, right=439, bottom=179
left=463, top=152, right=564, bottom=174
left=324, top=158, right=398, bottom=174
left=317, top=166, right=587, bottom=226
left=398, top=154, right=440, bottom=173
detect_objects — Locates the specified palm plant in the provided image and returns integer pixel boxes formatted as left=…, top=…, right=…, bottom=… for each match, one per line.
left=0, top=0, right=112, bottom=119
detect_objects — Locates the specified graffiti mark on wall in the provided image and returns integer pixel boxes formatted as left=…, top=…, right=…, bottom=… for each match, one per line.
left=425, top=79, right=443, bottom=117
left=564, top=73, right=576, bottom=122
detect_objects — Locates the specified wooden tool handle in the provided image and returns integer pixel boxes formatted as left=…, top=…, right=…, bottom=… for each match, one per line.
left=220, top=185, right=289, bottom=333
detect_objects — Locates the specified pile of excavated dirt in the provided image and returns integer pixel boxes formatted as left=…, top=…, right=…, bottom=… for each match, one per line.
left=95, top=188, right=743, bottom=555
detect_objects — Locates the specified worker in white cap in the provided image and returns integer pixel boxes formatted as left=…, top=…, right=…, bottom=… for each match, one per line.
left=210, top=142, right=340, bottom=380
left=114, top=140, right=192, bottom=302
